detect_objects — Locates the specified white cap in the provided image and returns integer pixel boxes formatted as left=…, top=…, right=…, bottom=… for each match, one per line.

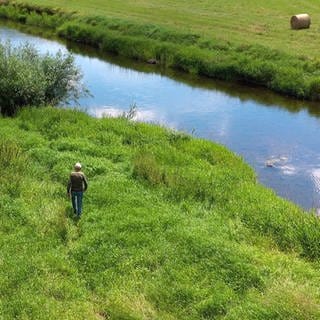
left=74, top=162, right=82, bottom=169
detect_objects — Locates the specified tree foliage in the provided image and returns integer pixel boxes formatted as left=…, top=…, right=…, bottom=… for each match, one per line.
left=0, top=41, right=87, bottom=115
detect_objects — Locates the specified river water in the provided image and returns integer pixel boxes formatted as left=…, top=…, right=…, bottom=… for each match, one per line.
left=1, top=24, right=320, bottom=211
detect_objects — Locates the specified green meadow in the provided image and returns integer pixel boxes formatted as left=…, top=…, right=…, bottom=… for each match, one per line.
left=1, top=107, right=320, bottom=319
left=2, top=0, right=320, bottom=100
left=9, top=0, right=320, bottom=58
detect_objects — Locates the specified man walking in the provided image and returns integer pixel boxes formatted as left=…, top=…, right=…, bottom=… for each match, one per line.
left=67, top=162, right=88, bottom=217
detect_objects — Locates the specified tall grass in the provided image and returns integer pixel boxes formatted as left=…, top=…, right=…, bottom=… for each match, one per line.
left=1, top=107, right=320, bottom=319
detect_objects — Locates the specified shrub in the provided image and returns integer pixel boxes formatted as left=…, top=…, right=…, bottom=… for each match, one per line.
left=0, top=41, right=88, bottom=115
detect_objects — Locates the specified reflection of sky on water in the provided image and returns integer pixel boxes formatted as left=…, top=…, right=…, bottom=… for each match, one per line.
left=2, top=26, right=320, bottom=210
left=90, top=107, right=162, bottom=123
left=0, top=27, right=66, bottom=53
left=312, top=169, right=320, bottom=192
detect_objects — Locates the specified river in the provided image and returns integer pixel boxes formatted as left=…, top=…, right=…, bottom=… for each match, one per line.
left=1, top=23, right=320, bottom=211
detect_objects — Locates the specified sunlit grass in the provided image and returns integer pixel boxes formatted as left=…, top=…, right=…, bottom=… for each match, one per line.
left=10, top=0, right=320, bottom=58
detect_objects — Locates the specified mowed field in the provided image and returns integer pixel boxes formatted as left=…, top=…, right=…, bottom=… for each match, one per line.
left=14, top=0, right=320, bottom=58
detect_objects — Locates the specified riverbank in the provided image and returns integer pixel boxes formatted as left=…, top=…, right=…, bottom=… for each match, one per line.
left=2, top=107, right=320, bottom=319
left=1, top=1, right=320, bottom=101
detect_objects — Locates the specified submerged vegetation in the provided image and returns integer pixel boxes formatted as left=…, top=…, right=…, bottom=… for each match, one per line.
left=1, top=1, right=320, bottom=100
left=1, top=107, right=320, bottom=319
left=0, top=41, right=86, bottom=115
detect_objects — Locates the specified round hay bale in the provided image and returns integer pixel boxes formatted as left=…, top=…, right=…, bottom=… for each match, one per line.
left=290, top=14, right=311, bottom=30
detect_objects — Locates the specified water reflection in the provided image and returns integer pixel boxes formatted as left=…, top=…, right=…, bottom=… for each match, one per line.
left=2, top=19, right=320, bottom=117
left=65, top=40, right=320, bottom=119
left=1, top=21, right=320, bottom=210
left=91, top=107, right=160, bottom=123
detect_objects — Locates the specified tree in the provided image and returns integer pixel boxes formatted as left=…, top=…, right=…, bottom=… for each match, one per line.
left=0, top=41, right=88, bottom=116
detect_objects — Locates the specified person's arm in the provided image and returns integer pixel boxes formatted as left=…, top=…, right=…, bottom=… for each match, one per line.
left=67, top=176, right=72, bottom=196
left=83, top=174, right=88, bottom=191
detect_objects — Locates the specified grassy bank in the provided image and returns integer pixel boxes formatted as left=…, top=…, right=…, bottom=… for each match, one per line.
left=1, top=1, right=320, bottom=100
left=1, top=107, right=320, bottom=319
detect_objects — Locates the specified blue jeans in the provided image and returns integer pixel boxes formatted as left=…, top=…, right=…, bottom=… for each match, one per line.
left=71, top=191, right=83, bottom=216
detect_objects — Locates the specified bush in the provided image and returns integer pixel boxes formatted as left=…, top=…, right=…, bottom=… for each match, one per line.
left=0, top=41, right=88, bottom=116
